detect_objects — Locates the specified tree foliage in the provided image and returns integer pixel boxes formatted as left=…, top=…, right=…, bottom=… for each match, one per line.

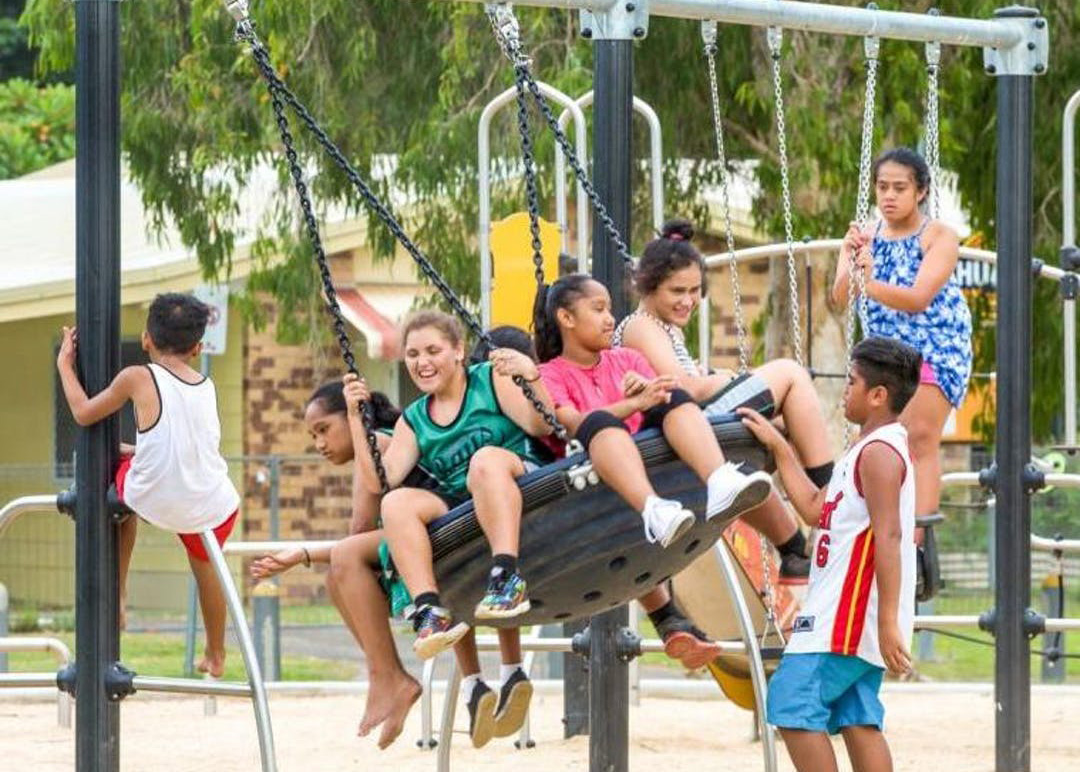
left=0, top=77, right=73, bottom=177
left=21, top=0, right=1080, bottom=440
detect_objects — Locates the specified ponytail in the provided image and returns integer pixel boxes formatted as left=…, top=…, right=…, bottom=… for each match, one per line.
left=532, top=273, right=594, bottom=363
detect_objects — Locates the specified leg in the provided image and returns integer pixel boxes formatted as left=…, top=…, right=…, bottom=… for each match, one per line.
left=326, top=532, right=420, bottom=747
left=755, top=359, right=833, bottom=468
left=188, top=553, right=227, bottom=678
left=779, top=729, right=840, bottom=772
left=497, top=627, right=522, bottom=665
left=659, top=402, right=725, bottom=481
left=741, top=491, right=799, bottom=546
left=467, top=447, right=526, bottom=557
left=117, top=515, right=137, bottom=630
left=841, top=726, right=893, bottom=772
left=454, top=630, right=498, bottom=747
left=588, top=427, right=658, bottom=510
left=900, top=385, right=953, bottom=517
left=380, top=488, right=449, bottom=597
left=638, top=585, right=722, bottom=669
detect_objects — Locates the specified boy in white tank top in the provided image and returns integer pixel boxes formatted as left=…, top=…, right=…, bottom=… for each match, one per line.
left=57, top=293, right=239, bottom=678
left=739, top=336, right=921, bottom=772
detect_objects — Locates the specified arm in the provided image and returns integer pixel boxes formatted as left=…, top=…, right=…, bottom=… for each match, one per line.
left=59, top=363, right=144, bottom=428
left=250, top=544, right=333, bottom=579
left=831, top=222, right=869, bottom=308
left=865, top=221, right=960, bottom=313
left=619, top=317, right=729, bottom=402
left=860, top=442, right=912, bottom=675
left=342, top=374, right=420, bottom=494
left=738, top=408, right=828, bottom=525
left=349, top=459, right=381, bottom=534
left=489, top=349, right=556, bottom=437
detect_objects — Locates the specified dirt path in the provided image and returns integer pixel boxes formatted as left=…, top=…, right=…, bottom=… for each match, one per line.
left=4, top=686, right=1079, bottom=770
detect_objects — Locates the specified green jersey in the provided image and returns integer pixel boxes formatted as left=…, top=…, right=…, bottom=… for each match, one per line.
left=402, top=362, right=543, bottom=498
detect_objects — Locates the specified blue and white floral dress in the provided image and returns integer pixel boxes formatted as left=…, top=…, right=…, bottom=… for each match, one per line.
left=865, top=218, right=973, bottom=407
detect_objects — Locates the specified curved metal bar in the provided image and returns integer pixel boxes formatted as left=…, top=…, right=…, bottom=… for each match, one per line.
left=436, top=658, right=462, bottom=772
left=480, top=81, right=585, bottom=326
left=0, top=495, right=60, bottom=541
left=0, top=636, right=73, bottom=727
left=202, top=531, right=278, bottom=771
left=712, top=542, right=778, bottom=772
left=555, top=91, right=665, bottom=267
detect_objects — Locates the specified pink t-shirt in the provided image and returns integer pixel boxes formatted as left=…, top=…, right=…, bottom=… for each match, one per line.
left=539, top=348, right=657, bottom=435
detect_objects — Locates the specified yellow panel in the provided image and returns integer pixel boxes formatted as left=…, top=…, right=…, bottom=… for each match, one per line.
left=490, top=212, right=560, bottom=330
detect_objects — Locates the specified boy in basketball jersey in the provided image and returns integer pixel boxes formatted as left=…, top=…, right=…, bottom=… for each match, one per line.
left=739, top=336, right=921, bottom=772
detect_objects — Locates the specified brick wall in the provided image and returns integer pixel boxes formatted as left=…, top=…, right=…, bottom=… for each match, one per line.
left=241, top=297, right=354, bottom=604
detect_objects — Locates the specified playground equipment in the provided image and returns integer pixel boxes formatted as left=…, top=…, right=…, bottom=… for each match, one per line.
left=61, top=1, right=1059, bottom=771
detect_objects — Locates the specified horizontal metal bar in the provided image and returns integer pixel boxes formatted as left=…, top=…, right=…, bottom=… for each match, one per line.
left=1031, top=534, right=1080, bottom=555
left=472, top=634, right=747, bottom=655
left=223, top=540, right=338, bottom=556
left=941, top=472, right=1080, bottom=490
left=915, top=615, right=1080, bottom=633
left=704, top=239, right=1072, bottom=284
left=436, top=0, right=1026, bottom=49
left=132, top=675, right=253, bottom=697
left=0, top=673, right=60, bottom=689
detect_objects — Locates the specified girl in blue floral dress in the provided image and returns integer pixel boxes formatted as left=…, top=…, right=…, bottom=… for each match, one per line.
left=832, top=147, right=972, bottom=524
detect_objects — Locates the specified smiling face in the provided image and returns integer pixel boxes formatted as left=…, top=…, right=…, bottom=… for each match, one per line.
left=557, top=279, right=615, bottom=352
left=646, top=264, right=703, bottom=328
left=304, top=399, right=353, bottom=465
left=403, top=324, right=465, bottom=394
left=874, top=160, right=926, bottom=222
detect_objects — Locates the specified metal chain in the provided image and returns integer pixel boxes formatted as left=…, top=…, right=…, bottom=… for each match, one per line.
left=703, top=24, right=749, bottom=374
left=851, top=33, right=879, bottom=339
left=235, top=19, right=571, bottom=444
left=925, top=40, right=942, bottom=221
left=766, top=28, right=804, bottom=367
left=759, top=536, right=781, bottom=647
left=513, top=68, right=549, bottom=289
left=252, top=57, right=390, bottom=492
left=484, top=5, right=636, bottom=269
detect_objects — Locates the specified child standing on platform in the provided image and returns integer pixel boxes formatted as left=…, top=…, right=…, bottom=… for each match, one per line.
left=741, top=336, right=921, bottom=772
left=56, top=293, right=239, bottom=678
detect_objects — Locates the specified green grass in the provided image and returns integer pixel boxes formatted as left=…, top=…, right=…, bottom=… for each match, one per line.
left=4, top=631, right=357, bottom=682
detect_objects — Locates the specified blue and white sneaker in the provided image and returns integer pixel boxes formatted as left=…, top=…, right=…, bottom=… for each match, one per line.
left=474, top=569, right=531, bottom=620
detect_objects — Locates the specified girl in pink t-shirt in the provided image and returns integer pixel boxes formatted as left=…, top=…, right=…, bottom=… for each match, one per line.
left=534, top=274, right=774, bottom=668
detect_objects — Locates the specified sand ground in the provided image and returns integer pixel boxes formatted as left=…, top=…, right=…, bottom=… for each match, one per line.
left=3, top=685, right=1079, bottom=771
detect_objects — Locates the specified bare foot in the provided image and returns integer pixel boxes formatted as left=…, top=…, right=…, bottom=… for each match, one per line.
left=376, top=677, right=422, bottom=750
left=357, top=673, right=422, bottom=747
left=196, top=650, right=226, bottom=679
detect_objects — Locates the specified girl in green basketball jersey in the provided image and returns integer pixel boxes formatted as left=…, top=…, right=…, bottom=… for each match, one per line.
left=347, top=310, right=554, bottom=744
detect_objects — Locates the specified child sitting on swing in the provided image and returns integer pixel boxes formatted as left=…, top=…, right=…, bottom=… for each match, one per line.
left=533, top=273, right=774, bottom=666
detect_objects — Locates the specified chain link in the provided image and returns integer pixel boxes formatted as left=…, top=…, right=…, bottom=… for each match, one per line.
left=925, top=55, right=942, bottom=220
left=703, top=31, right=749, bottom=375
left=512, top=71, right=548, bottom=288
left=236, top=21, right=570, bottom=444
left=759, top=535, right=781, bottom=647
left=766, top=28, right=804, bottom=367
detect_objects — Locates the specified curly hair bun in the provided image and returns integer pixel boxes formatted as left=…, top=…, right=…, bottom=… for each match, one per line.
left=661, top=218, right=694, bottom=242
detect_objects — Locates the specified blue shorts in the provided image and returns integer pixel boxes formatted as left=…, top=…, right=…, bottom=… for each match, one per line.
left=766, top=652, right=885, bottom=734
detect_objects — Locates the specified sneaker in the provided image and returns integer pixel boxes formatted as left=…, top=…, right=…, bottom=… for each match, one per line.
left=642, top=496, right=696, bottom=548
left=465, top=680, right=497, bottom=748
left=493, top=668, right=533, bottom=738
left=778, top=551, right=811, bottom=585
left=474, top=569, right=531, bottom=620
left=705, top=463, right=773, bottom=523
left=411, top=605, right=470, bottom=660
left=656, top=615, right=723, bottom=670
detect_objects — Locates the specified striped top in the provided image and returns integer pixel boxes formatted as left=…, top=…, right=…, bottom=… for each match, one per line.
left=786, top=422, right=916, bottom=668
left=612, top=309, right=700, bottom=376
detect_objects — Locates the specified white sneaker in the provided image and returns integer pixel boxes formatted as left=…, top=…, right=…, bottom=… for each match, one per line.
left=705, top=463, right=773, bottom=522
left=642, top=496, right=696, bottom=548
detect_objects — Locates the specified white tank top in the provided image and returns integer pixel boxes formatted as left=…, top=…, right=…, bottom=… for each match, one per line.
left=123, top=364, right=240, bottom=533
left=785, top=422, right=916, bottom=668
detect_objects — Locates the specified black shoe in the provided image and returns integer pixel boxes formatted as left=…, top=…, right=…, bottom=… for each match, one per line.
left=466, top=680, right=496, bottom=748
left=779, top=552, right=810, bottom=585
left=493, top=668, right=533, bottom=738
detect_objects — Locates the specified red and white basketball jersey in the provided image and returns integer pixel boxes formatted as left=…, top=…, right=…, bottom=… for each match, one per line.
left=786, top=422, right=916, bottom=668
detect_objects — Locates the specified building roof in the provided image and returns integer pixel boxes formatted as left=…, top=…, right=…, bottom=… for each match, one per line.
left=0, top=159, right=367, bottom=323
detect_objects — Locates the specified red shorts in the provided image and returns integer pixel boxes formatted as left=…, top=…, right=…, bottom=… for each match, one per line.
left=114, top=457, right=238, bottom=563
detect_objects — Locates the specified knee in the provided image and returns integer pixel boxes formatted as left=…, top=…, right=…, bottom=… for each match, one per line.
left=466, top=447, right=513, bottom=491
left=904, top=418, right=940, bottom=453
left=380, top=489, right=415, bottom=528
